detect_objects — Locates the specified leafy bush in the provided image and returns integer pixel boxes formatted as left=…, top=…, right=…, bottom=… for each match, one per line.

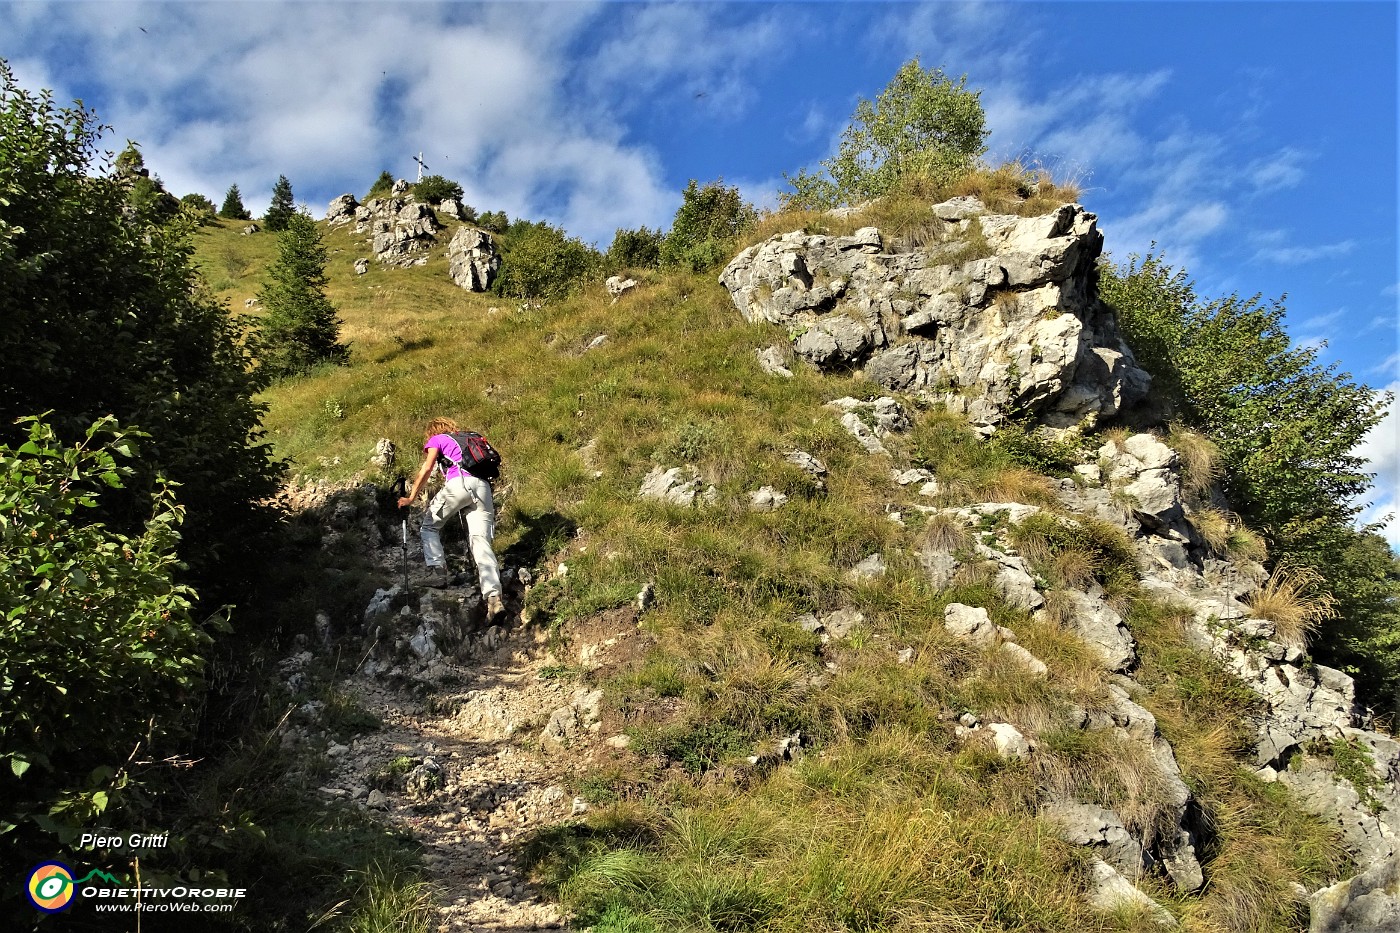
left=0, top=417, right=210, bottom=844
left=0, top=61, right=281, bottom=593
left=179, top=191, right=218, bottom=224
left=113, top=142, right=180, bottom=222
left=411, top=173, right=463, bottom=206
left=477, top=209, right=510, bottom=233
left=606, top=226, right=664, bottom=272
left=660, top=179, right=757, bottom=272
left=785, top=58, right=988, bottom=209
left=255, top=211, right=349, bottom=378
left=492, top=219, right=601, bottom=300
left=1101, top=253, right=1399, bottom=710
left=219, top=182, right=251, bottom=220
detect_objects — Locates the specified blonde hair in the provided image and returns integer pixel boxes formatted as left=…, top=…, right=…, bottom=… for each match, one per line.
left=425, top=417, right=458, bottom=439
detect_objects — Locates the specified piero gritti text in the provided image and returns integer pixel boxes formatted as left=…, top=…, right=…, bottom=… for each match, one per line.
left=78, top=830, right=171, bottom=851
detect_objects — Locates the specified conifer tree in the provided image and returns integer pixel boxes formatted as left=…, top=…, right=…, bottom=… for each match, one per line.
left=219, top=183, right=251, bottom=220
left=264, top=174, right=295, bottom=231
left=255, top=212, right=348, bottom=378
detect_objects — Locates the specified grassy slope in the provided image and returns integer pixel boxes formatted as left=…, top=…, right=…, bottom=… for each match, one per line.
left=195, top=211, right=1348, bottom=933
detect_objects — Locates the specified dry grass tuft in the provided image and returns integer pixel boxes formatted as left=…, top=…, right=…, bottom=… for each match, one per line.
left=1167, top=424, right=1221, bottom=498
left=980, top=466, right=1058, bottom=506
left=1246, top=566, right=1337, bottom=648
left=917, top=511, right=969, bottom=554
left=1189, top=506, right=1234, bottom=554
left=950, top=162, right=1081, bottom=216
left=1227, top=526, right=1269, bottom=563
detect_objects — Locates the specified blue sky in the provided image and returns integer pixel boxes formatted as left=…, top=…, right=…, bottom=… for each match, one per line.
left=3, top=0, right=1397, bottom=541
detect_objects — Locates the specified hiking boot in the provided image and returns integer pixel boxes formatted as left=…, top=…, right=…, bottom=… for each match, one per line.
left=485, top=593, right=506, bottom=622
left=413, top=565, right=456, bottom=589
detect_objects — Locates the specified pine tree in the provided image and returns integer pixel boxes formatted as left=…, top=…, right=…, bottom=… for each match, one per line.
left=219, top=183, right=251, bottom=220
left=256, top=212, right=348, bottom=378
left=264, top=174, right=295, bottom=231
left=366, top=170, right=395, bottom=201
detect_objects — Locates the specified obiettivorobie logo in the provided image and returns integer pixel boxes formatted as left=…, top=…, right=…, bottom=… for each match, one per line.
left=26, top=862, right=107, bottom=913
left=25, top=861, right=247, bottom=914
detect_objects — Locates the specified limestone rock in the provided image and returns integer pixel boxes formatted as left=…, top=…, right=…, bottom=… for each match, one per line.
left=1101, top=434, right=1188, bottom=534
left=784, top=449, right=828, bottom=488
left=720, top=199, right=1151, bottom=429
left=987, top=722, right=1032, bottom=761
left=849, top=553, right=887, bottom=581
left=1085, top=859, right=1177, bottom=926
left=757, top=346, right=794, bottom=378
left=823, top=608, right=865, bottom=639
left=943, top=603, right=1000, bottom=645
left=748, top=486, right=789, bottom=512
left=362, top=197, right=442, bottom=266
left=1310, top=853, right=1400, bottom=933
left=326, top=193, right=359, bottom=226
left=1043, top=800, right=1147, bottom=876
left=447, top=226, right=500, bottom=291
left=825, top=396, right=910, bottom=456
left=369, top=438, right=395, bottom=472
left=605, top=275, right=638, bottom=303
left=354, top=257, right=369, bottom=275
left=1054, top=589, right=1138, bottom=672
left=438, top=198, right=467, bottom=221
left=639, top=466, right=716, bottom=507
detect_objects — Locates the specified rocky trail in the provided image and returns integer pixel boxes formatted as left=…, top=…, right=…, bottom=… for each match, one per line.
left=282, top=484, right=638, bottom=932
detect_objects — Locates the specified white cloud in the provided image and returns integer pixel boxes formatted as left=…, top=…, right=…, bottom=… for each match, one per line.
left=1246, top=146, right=1308, bottom=192
left=1254, top=239, right=1356, bottom=265
left=1355, top=382, right=1400, bottom=548
left=0, top=1, right=773, bottom=243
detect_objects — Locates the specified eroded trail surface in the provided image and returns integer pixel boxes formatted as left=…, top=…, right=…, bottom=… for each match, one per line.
left=308, top=521, right=635, bottom=932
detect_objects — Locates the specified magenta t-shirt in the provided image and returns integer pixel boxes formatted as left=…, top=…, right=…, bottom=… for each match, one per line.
left=426, top=434, right=470, bottom=481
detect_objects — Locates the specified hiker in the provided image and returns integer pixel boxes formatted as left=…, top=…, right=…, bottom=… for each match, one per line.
left=397, top=417, right=504, bottom=621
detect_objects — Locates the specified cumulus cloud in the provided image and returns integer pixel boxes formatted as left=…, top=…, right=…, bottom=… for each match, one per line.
left=1355, top=382, right=1400, bottom=548
left=0, top=1, right=791, bottom=243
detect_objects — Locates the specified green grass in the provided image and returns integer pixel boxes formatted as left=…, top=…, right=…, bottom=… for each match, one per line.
left=193, top=201, right=1353, bottom=933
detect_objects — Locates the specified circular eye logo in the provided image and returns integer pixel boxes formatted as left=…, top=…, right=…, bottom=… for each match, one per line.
left=26, top=861, right=75, bottom=913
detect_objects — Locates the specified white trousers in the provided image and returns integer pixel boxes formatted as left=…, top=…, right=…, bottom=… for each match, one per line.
left=421, top=475, right=501, bottom=598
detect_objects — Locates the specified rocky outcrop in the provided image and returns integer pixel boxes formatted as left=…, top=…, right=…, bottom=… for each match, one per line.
left=825, top=396, right=910, bottom=455
left=326, top=193, right=359, bottom=226
left=1311, top=854, right=1400, bottom=933
left=370, top=200, right=442, bottom=266
left=447, top=227, right=500, bottom=292
left=720, top=198, right=1151, bottom=429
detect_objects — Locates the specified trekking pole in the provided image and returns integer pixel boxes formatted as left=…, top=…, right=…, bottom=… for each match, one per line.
left=459, top=511, right=471, bottom=582
left=394, top=477, right=409, bottom=592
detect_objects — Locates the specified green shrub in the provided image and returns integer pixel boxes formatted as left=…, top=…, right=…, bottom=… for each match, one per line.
left=1101, top=253, right=1398, bottom=711
left=411, top=173, right=464, bottom=206
left=179, top=191, right=218, bottom=224
left=606, top=226, right=664, bottom=272
left=660, top=179, right=757, bottom=273
left=0, top=62, right=282, bottom=594
left=0, top=417, right=210, bottom=844
left=493, top=219, right=601, bottom=300
left=784, top=58, right=988, bottom=209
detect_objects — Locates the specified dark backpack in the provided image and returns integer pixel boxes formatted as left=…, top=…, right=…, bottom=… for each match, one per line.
left=443, top=431, right=502, bottom=481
